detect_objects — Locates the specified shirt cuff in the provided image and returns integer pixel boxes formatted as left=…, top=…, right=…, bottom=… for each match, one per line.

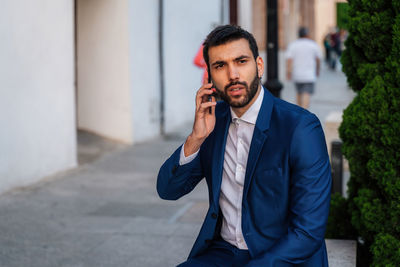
left=179, top=143, right=199, bottom=165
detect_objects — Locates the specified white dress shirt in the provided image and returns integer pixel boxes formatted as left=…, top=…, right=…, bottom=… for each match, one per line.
left=180, top=88, right=264, bottom=249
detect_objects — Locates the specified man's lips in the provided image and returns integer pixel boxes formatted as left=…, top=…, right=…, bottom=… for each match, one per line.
left=227, top=84, right=245, bottom=96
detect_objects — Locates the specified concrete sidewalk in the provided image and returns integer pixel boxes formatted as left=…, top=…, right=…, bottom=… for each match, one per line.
left=0, top=64, right=356, bottom=267
left=0, top=138, right=201, bottom=267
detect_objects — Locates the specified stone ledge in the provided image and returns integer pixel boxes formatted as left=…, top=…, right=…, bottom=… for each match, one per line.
left=324, top=111, right=343, bottom=157
left=326, top=239, right=357, bottom=267
left=324, top=111, right=349, bottom=172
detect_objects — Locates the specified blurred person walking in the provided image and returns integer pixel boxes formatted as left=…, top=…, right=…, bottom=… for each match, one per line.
left=323, top=32, right=332, bottom=65
left=329, top=27, right=342, bottom=70
left=286, top=27, right=322, bottom=109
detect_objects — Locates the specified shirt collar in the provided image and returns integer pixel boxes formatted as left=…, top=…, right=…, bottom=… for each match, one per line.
left=230, top=87, right=264, bottom=125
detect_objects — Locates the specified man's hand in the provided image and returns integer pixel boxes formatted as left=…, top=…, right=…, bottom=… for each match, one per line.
left=184, top=83, right=217, bottom=157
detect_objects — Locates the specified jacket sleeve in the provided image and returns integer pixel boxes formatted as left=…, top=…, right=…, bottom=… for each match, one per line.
left=157, top=145, right=204, bottom=200
left=246, top=114, right=332, bottom=266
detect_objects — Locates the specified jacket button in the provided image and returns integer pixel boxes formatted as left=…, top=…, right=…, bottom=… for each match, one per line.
left=205, top=239, right=212, bottom=245
left=171, top=165, right=178, bottom=174
left=211, top=213, right=217, bottom=219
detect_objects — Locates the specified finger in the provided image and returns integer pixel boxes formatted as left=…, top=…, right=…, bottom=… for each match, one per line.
left=197, top=88, right=214, bottom=98
left=201, top=94, right=213, bottom=104
left=199, top=101, right=217, bottom=112
left=211, top=88, right=217, bottom=99
left=205, top=94, right=217, bottom=115
left=211, top=94, right=216, bottom=103
left=210, top=99, right=216, bottom=115
left=201, top=83, right=213, bottom=89
left=196, top=89, right=214, bottom=108
left=196, top=84, right=213, bottom=98
left=195, top=83, right=214, bottom=111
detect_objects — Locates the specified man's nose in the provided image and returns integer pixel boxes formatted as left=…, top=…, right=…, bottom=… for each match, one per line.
left=228, top=65, right=239, bottom=81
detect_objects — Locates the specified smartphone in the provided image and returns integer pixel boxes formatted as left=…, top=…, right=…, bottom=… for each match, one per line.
left=208, top=75, right=216, bottom=114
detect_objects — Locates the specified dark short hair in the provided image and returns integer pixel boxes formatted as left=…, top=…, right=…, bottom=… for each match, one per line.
left=298, top=27, right=309, bottom=38
left=203, top=25, right=259, bottom=77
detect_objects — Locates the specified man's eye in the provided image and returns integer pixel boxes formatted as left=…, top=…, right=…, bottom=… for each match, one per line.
left=215, top=63, right=224, bottom=69
left=239, top=59, right=247, bottom=64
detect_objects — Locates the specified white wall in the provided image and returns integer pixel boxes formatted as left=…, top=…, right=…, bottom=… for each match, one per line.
left=128, top=0, right=161, bottom=142
left=163, top=0, right=222, bottom=134
left=238, top=0, right=253, bottom=32
left=0, top=0, right=76, bottom=194
left=77, top=0, right=133, bottom=143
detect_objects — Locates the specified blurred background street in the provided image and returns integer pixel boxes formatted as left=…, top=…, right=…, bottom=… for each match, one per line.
left=1, top=0, right=356, bottom=266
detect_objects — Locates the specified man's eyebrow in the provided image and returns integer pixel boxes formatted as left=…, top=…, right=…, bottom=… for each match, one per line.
left=211, top=55, right=251, bottom=66
left=235, top=55, right=251, bottom=61
left=211, top=60, right=226, bottom=66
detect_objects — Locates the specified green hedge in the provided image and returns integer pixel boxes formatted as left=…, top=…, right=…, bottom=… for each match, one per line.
left=337, top=3, right=350, bottom=30
left=326, top=0, right=400, bottom=265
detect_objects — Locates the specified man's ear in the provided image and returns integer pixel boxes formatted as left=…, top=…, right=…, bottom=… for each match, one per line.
left=256, top=56, right=264, bottom=78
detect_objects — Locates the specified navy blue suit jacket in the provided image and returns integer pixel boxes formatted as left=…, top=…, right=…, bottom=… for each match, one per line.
left=157, top=88, right=332, bottom=266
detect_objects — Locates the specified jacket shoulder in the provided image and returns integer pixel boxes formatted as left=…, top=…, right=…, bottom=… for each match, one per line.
left=271, top=97, right=319, bottom=124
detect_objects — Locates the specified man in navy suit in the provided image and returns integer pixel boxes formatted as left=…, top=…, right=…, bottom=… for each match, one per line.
left=157, top=25, right=331, bottom=266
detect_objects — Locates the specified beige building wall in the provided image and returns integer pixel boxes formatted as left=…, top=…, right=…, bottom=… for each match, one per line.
left=228, top=0, right=347, bottom=52
left=252, top=0, right=266, bottom=51
left=252, top=0, right=346, bottom=50
left=315, top=0, right=337, bottom=49
left=249, top=0, right=346, bottom=81
left=315, top=0, right=347, bottom=50
left=252, top=0, right=267, bottom=80
left=299, top=0, right=316, bottom=40
left=251, top=0, right=299, bottom=51
left=76, top=0, right=133, bottom=143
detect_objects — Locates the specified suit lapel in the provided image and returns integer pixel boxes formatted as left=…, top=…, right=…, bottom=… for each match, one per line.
left=243, top=87, right=274, bottom=198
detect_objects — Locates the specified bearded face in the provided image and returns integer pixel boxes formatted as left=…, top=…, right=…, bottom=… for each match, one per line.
left=208, top=39, right=263, bottom=114
left=214, top=72, right=260, bottom=108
